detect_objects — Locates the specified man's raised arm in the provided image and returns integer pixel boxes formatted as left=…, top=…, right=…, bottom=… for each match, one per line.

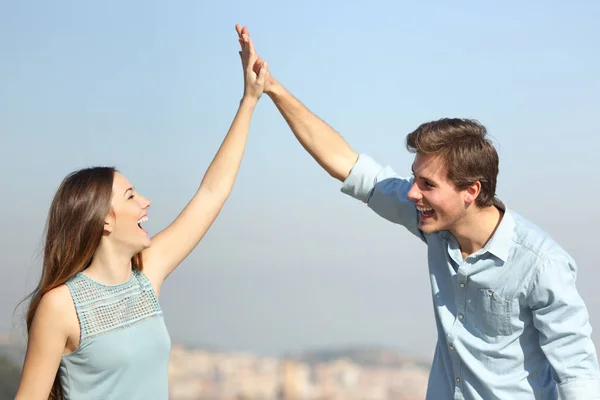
left=267, top=80, right=358, bottom=181
left=234, top=24, right=424, bottom=240
left=235, top=25, right=358, bottom=182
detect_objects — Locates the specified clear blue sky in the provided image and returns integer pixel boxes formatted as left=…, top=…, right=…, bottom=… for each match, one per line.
left=1, top=0, right=599, bottom=357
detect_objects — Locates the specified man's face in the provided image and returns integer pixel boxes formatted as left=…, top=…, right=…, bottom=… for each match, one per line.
left=407, top=152, right=470, bottom=234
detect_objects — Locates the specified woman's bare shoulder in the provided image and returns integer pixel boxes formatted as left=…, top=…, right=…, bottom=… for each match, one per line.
left=35, top=284, right=79, bottom=346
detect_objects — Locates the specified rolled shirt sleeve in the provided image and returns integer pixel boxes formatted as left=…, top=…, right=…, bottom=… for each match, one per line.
left=340, top=153, right=425, bottom=242
left=528, top=254, right=600, bottom=399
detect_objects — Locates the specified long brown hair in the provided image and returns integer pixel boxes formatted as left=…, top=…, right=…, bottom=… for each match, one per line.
left=24, top=167, right=143, bottom=399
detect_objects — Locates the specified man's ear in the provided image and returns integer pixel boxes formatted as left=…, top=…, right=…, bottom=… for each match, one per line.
left=464, top=181, right=481, bottom=206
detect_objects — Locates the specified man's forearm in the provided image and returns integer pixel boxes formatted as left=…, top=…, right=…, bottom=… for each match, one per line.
left=267, top=79, right=358, bottom=181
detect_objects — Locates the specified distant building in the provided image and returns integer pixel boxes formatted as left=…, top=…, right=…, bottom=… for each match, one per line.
left=279, top=358, right=310, bottom=400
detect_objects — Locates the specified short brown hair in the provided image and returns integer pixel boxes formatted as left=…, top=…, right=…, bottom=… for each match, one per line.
left=406, top=118, right=498, bottom=207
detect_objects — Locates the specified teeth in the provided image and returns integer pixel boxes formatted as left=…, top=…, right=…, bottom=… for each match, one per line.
left=416, top=206, right=433, bottom=212
left=137, top=216, right=148, bottom=224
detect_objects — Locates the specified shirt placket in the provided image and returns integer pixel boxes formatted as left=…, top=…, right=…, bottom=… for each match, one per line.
left=445, top=236, right=469, bottom=399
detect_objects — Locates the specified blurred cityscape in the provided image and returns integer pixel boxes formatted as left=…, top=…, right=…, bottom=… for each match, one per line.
left=0, top=332, right=430, bottom=400
left=168, top=344, right=429, bottom=400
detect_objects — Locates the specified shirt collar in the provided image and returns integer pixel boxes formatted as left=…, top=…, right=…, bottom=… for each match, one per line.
left=481, top=198, right=514, bottom=263
left=439, top=197, right=514, bottom=263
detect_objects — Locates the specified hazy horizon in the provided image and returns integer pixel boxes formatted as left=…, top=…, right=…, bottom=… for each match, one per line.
left=1, top=1, right=599, bottom=359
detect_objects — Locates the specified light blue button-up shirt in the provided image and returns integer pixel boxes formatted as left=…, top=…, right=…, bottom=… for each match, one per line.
left=341, top=154, right=600, bottom=399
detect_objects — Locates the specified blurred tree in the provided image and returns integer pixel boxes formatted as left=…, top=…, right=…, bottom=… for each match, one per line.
left=0, top=356, right=20, bottom=400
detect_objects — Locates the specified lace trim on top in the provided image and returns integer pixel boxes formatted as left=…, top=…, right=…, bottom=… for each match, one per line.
left=65, top=270, right=162, bottom=343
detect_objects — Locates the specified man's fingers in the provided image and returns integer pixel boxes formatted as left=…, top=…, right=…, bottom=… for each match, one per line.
left=240, top=38, right=255, bottom=72
left=241, top=35, right=249, bottom=56
left=237, top=25, right=262, bottom=73
left=256, top=61, right=269, bottom=86
left=252, top=58, right=264, bottom=75
left=241, top=34, right=259, bottom=69
left=246, top=35, right=256, bottom=57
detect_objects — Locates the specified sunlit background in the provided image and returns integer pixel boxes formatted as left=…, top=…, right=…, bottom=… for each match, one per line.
left=1, top=1, right=599, bottom=398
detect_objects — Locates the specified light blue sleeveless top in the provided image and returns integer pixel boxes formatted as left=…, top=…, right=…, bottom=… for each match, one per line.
left=58, top=269, right=171, bottom=400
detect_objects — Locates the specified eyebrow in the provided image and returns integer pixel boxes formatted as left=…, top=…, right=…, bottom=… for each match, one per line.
left=123, top=187, right=134, bottom=197
left=411, top=166, right=436, bottom=183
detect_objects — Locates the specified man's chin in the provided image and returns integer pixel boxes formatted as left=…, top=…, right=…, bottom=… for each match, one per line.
left=419, top=221, right=442, bottom=235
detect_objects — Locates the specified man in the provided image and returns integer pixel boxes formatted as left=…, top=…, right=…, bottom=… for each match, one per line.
left=234, top=25, right=600, bottom=399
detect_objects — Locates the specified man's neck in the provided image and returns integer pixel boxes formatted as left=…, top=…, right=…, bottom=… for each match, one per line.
left=451, top=205, right=504, bottom=259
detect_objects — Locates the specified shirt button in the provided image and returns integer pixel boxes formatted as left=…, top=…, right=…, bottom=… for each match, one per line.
left=458, top=314, right=464, bottom=320
left=459, top=283, right=465, bottom=288
left=456, top=377, right=461, bottom=383
left=449, top=345, right=455, bottom=351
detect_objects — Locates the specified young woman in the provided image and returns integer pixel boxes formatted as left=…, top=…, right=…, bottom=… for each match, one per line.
left=14, top=29, right=268, bottom=400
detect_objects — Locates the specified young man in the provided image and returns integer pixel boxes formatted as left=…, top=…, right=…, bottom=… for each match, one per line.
left=234, top=25, right=600, bottom=399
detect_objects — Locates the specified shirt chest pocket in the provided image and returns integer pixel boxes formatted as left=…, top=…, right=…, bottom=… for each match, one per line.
left=475, top=288, right=513, bottom=337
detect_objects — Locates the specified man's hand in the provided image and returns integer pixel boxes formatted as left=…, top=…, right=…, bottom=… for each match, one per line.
left=236, top=24, right=277, bottom=95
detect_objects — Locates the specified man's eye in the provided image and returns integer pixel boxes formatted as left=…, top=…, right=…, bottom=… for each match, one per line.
left=425, top=181, right=434, bottom=188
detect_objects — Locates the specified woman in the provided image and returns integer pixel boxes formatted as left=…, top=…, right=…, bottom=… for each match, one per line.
left=14, top=28, right=268, bottom=400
